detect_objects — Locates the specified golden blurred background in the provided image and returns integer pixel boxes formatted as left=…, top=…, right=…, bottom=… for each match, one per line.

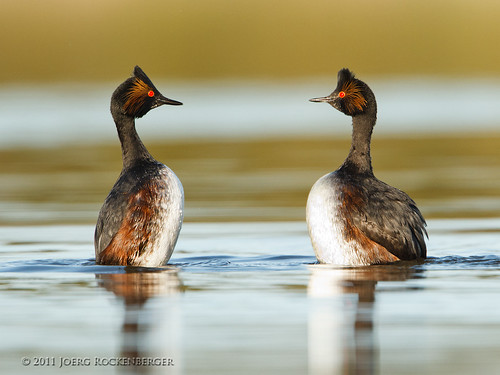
left=2, top=0, right=500, bottom=83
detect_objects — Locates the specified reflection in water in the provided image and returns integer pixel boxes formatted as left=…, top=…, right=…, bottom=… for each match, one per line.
left=96, top=269, right=182, bottom=374
left=308, top=265, right=417, bottom=375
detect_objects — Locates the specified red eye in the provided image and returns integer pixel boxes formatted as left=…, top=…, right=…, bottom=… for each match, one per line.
left=148, top=90, right=154, bottom=97
left=339, top=91, right=346, bottom=98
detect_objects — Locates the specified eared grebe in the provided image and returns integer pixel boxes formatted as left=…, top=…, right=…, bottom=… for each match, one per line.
left=94, top=66, right=184, bottom=267
left=306, top=68, right=427, bottom=266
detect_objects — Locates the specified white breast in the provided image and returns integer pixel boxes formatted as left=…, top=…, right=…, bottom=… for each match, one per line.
left=136, top=166, right=184, bottom=267
left=306, top=173, right=360, bottom=265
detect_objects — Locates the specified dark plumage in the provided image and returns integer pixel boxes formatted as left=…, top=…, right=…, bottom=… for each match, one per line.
left=95, top=66, right=184, bottom=267
left=306, top=68, right=427, bottom=266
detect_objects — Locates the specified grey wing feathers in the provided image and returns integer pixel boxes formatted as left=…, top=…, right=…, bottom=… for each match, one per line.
left=94, top=190, right=128, bottom=253
left=351, top=181, right=427, bottom=260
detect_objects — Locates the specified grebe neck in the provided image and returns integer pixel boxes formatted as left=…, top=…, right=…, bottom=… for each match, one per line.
left=113, top=113, right=154, bottom=169
left=342, top=112, right=376, bottom=175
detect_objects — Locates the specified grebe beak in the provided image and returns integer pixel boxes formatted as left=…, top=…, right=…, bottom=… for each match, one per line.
left=155, top=95, right=183, bottom=107
left=309, top=95, right=333, bottom=103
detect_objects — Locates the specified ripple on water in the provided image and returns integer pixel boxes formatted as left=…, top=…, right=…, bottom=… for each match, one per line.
left=172, top=254, right=317, bottom=272
left=0, top=258, right=121, bottom=274
left=425, top=254, right=500, bottom=269
left=0, top=254, right=499, bottom=275
left=0, top=254, right=318, bottom=274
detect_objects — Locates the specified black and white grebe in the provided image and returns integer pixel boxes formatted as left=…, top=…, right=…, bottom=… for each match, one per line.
left=95, top=66, right=184, bottom=267
left=307, top=68, right=427, bottom=266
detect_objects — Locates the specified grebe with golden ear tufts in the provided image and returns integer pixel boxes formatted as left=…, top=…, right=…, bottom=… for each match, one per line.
left=307, top=68, right=427, bottom=266
left=94, top=66, right=184, bottom=267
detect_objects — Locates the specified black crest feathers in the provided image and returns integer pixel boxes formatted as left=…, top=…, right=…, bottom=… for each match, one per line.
left=133, top=66, right=156, bottom=89
left=122, top=66, right=158, bottom=118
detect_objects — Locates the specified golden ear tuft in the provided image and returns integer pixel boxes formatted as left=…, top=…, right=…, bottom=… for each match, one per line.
left=341, top=80, right=367, bottom=114
left=123, top=79, right=152, bottom=115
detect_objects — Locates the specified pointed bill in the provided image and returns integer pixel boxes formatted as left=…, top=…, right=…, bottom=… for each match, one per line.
left=152, top=94, right=183, bottom=109
left=309, top=95, right=333, bottom=103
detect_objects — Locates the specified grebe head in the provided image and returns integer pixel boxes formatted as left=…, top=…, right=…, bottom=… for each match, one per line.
left=111, top=66, right=182, bottom=119
left=310, top=68, right=375, bottom=117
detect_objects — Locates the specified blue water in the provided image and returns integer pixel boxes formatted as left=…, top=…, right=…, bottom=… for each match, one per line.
left=1, top=220, right=500, bottom=374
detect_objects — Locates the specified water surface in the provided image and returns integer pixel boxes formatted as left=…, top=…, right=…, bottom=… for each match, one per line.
left=1, top=220, right=500, bottom=374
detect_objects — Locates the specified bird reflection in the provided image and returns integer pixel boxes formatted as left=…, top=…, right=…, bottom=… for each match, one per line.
left=96, top=268, right=182, bottom=374
left=308, top=264, right=417, bottom=375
